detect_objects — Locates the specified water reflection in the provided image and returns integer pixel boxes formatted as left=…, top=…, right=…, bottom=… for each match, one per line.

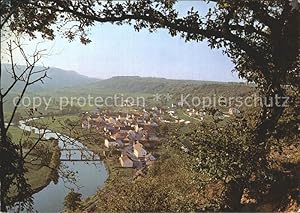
left=18, top=119, right=108, bottom=212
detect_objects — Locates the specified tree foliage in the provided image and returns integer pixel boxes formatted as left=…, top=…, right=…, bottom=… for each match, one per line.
left=167, top=116, right=299, bottom=209
left=64, top=191, right=82, bottom=211
left=1, top=0, right=299, bottom=143
left=95, top=146, right=224, bottom=212
left=1, top=0, right=299, bottom=85
left=0, top=136, right=33, bottom=211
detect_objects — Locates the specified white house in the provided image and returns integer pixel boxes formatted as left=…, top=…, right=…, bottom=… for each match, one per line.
left=119, top=153, right=133, bottom=168
left=133, top=142, right=147, bottom=158
left=108, top=117, right=116, bottom=124
left=104, top=139, right=118, bottom=148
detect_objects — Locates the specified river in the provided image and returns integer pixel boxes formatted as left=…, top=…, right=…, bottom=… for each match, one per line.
left=18, top=119, right=108, bottom=212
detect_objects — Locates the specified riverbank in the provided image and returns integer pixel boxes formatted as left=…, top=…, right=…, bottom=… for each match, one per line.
left=27, top=115, right=133, bottom=211
left=77, top=144, right=134, bottom=211
left=9, top=125, right=61, bottom=190
left=23, top=116, right=109, bottom=211
left=23, top=115, right=206, bottom=212
left=8, top=125, right=61, bottom=203
left=26, top=143, right=61, bottom=194
left=19, top=114, right=300, bottom=212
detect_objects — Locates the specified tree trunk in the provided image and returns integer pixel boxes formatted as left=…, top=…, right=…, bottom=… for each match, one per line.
left=0, top=177, right=7, bottom=212
left=222, top=86, right=286, bottom=210
left=0, top=96, right=8, bottom=212
left=222, top=179, right=244, bottom=211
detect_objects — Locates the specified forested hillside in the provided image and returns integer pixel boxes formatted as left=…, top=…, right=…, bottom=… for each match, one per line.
left=1, top=64, right=98, bottom=92
left=60, top=76, right=254, bottom=98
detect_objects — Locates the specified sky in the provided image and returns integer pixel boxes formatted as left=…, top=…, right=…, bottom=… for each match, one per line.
left=2, top=2, right=241, bottom=82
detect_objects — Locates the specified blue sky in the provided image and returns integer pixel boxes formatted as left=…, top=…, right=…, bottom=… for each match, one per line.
left=6, top=2, right=241, bottom=82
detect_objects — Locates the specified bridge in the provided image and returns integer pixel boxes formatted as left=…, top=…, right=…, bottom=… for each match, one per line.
left=60, top=148, right=102, bottom=162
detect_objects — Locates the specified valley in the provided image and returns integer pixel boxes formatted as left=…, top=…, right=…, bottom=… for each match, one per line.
left=2, top=67, right=299, bottom=212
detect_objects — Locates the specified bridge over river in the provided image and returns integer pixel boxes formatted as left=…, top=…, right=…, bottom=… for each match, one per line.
left=60, top=148, right=102, bottom=161
left=17, top=119, right=108, bottom=212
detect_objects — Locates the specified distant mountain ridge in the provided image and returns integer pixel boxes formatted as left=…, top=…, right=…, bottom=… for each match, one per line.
left=61, top=75, right=253, bottom=98
left=1, top=64, right=99, bottom=92
left=1, top=64, right=252, bottom=98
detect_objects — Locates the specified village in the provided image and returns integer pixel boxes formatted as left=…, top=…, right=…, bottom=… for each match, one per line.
left=80, top=103, right=243, bottom=172
left=81, top=107, right=162, bottom=177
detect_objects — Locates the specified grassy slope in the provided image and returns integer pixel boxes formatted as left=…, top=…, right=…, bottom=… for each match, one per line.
left=85, top=144, right=223, bottom=212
